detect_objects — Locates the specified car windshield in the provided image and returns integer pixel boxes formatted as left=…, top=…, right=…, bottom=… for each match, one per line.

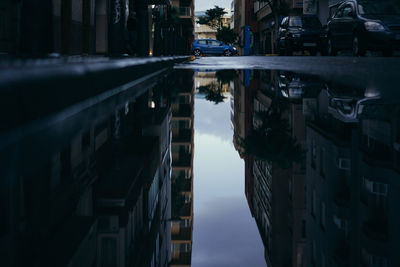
left=358, top=0, right=400, bottom=15
left=289, top=16, right=322, bottom=28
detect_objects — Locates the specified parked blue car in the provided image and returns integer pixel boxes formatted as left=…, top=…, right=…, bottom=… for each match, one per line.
left=191, top=39, right=238, bottom=56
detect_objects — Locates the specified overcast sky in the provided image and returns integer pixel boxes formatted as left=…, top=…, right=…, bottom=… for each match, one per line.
left=195, top=0, right=231, bottom=12
left=192, top=86, right=267, bottom=267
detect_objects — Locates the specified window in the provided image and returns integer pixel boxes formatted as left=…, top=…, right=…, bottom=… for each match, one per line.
left=370, top=255, right=388, bottom=267
left=198, top=40, right=207, bottom=45
left=311, top=190, right=317, bottom=217
left=312, top=240, right=317, bottom=263
left=333, top=215, right=350, bottom=232
left=209, top=40, right=221, bottom=46
left=302, top=219, right=306, bottom=238
left=311, top=139, right=317, bottom=169
left=100, top=237, right=118, bottom=267
left=363, top=178, right=388, bottom=196
left=338, top=158, right=351, bottom=170
left=342, top=5, right=354, bottom=17
left=320, top=147, right=326, bottom=177
left=335, top=6, right=344, bottom=18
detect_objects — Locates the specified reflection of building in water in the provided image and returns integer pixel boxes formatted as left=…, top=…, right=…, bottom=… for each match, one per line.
left=170, top=70, right=195, bottom=267
left=0, top=74, right=173, bottom=267
left=305, top=84, right=400, bottom=267
left=237, top=70, right=327, bottom=267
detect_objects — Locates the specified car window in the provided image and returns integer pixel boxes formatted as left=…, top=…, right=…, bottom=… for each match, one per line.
left=209, top=40, right=221, bottom=46
left=342, top=5, right=354, bottom=18
left=197, top=40, right=207, bottom=45
left=289, top=17, right=302, bottom=27
left=302, top=16, right=322, bottom=28
left=281, top=17, right=288, bottom=27
left=288, top=16, right=322, bottom=28
left=334, top=6, right=344, bottom=18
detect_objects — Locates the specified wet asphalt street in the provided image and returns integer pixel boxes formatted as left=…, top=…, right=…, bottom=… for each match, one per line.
left=177, top=56, right=400, bottom=99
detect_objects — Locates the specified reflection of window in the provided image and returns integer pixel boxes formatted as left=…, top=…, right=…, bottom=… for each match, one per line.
left=363, top=178, right=388, bottom=196
left=100, top=237, right=118, bottom=267
left=333, top=215, right=350, bottom=232
left=369, top=255, right=388, bottom=267
left=321, top=202, right=326, bottom=229
left=338, top=158, right=350, bottom=170
left=0, top=189, right=9, bottom=237
left=312, top=240, right=316, bottom=263
left=311, top=190, right=317, bottom=217
left=320, top=147, right=325, bottom=177
left=311, top=140, right=316, bottom=169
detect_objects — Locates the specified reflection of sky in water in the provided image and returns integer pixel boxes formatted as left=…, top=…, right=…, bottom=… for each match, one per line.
left=192, top=97, right=267, bottom=267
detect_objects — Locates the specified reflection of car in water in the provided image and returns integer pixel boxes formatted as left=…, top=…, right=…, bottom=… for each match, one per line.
left=326, top=83, right=381, bottom=121
left=277, top=71, right=326, bottom=102
left=191, top=39, right=238, bottom=56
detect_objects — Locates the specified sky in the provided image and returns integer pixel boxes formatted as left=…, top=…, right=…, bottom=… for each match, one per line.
left=191, top=85, right=268, bottom=267
left=195, top=0, right=231, bottom=12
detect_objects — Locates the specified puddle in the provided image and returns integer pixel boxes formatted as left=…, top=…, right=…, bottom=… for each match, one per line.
left=1, top=68, right=399, bottom=267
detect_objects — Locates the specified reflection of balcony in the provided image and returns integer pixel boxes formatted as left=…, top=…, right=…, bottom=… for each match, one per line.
left=179, top=7, right=192, bottom=18
left=172, top=129, right=192, bottom=143
left=172, top=156, right=192, bottom=168
left=180, top=203, right=192, bottom=217
left=172, top=104, right=192, bottom=118
left=363, top=219, right=388, bottom=242
left=172, top=226, right=192, bottom=241
left=171, top=251, right=192, bottom=266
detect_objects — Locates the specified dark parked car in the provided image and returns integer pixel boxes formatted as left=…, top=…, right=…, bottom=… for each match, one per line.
left=277, top=15, right=327, bottom=56
left=327, top=0, right=400, bottom=56
left=191, top=39, right=238, bottom=56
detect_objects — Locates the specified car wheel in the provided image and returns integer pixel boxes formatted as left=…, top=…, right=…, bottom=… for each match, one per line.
left=224, top=49, right=232, bottom=56
left=193, top=49, right=201, bottom=57
left=327, top=37, right=337, bottom=56
left=352, top=35, right=365, bottom=56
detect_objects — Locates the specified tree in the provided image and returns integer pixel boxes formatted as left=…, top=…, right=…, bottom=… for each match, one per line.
left=198, top=6, right=237, bottom=45
left=216, top=26, right=238, bottom=45
left=198, top=5, right=227, bottom=30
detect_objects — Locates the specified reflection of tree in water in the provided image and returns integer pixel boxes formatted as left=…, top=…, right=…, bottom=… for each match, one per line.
left=198, top=70, right=238, bottom=104
left=241, top=96, right=304, bottom=169
left=198, top=83, right=225, bottom=104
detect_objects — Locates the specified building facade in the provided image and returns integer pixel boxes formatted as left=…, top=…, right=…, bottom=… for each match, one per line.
left=0, top=0, right=194, bottom=56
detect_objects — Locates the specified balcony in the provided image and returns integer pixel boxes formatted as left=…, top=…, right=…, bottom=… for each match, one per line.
left=172, top=155, right=192, bottom=168
left=179, top=7, right=192, bottom=18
